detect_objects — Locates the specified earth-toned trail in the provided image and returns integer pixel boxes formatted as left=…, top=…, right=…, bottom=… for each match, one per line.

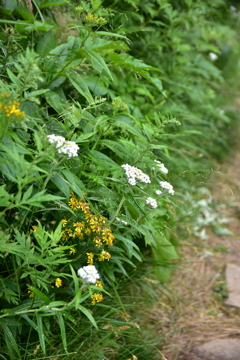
left=146, top=139, right=240, bottom=360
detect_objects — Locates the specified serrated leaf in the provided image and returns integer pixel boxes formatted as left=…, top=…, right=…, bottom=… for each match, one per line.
left=86, top=49, right=113, bottom=80
left=68, top=70, right=94, bottom=103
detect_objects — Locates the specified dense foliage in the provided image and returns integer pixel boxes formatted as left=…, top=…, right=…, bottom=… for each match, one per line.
left=0, top=0, right=239, bottom=359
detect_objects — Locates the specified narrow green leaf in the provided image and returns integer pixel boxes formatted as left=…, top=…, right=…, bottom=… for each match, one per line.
left=27, top=285, right=51, bottom=304
left=36, top=313, right=46, bottom=353
left=61, top=170, right=85, bottom=198
left=78, top=305, right=98, bottom=329
left=56, top=312, right=67, bottom=352
left=0, top=319, right=20, bottom=358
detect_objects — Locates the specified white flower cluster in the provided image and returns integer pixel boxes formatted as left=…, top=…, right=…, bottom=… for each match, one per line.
left=146, top=197, right=158, bottom=209
left=116, top=217, right=128, bottom=225
left=160, top=181, right=174, bottom=195
left=155, top=190, right=162, bottom=196
left=209, top=52, right=218, bottom=61
left=47, top=134, right=79, bottom=158
left=154, top=160, right=168, bottom=174
left=121, top=164, right=151, bottom=186
left=77, top=265, right=100, bottom=284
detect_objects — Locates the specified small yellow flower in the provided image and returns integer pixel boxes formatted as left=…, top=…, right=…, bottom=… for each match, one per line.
left=69, top=197, right=79, bottom=210
left=69, top=247, right=76, bottom=255
left=75, top=6, right=83, bottom=12
left=55, top=278, right=62, bottom=288
left=95, top=280, right=103, bottom=289
left=98, top=250, right=111, bottom=261
left=86, top=13, right=107, bottom=26
left=102, top=228, right=115, bottom=246
left=93, top=236, right=102, bottom=247
left=61, top=218, right=68, bottom=227
left=27, top=289, right=34, bottom=298
left=87, top=252, right=94, bottom=265
left=32, top=225, right=39, bottom=233
left=112, top=97, right=129, bottom=112
left=85, top=227, right=92, bottom=236
left=92, top=293, right=103, bottom=305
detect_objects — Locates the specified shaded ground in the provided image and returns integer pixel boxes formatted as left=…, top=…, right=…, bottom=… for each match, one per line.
left=143, top=146, right=240, bottom=359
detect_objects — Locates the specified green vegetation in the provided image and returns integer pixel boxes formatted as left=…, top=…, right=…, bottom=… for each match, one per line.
left=0, top=0, right=239, bottom=359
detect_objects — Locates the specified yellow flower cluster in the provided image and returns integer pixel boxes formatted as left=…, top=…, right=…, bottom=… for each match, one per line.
left=62, top=192, right=115, bottom=259
left=98, top=250, right=111, bottom=261
left=0, top=100, right=25, bottom=118
left=87, top=252, right=94, bottom=265
left=92, top=293, right=103, bottom=305
left=95, top=280, right=103, bottom=289
left=75, top=6, right=83, bottom=12
left=28, top=288, right=34, bottom=298
left=86, top=13, right=107, bottom=26
left=55, top=278, right=62, bottom=288
left=112, top=97, right=129, bottom=112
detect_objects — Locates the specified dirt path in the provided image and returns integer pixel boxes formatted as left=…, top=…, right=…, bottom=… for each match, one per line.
left=147, top=147, right=240, bottom=359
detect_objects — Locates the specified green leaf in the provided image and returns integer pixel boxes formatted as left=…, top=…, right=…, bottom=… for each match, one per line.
left=92, top=31, right=130, bottom=42
left=0, top=319, right=20, bottom=358
left=56, top=312, right=67, bottom=352
left=61, top=170, right=85, bottom=198
left=50, top=173, right=70, bottom=198
left=68, top=70, right=94, bottom=103
left=75, top=132, right=96, bottom=143
left=37, top=30, right=57, bottom=53
left=6, top=69, right=21, bottom=87
left=78, top=305, right=98, bottom=329
left=86, top=49, right=113, bottom=80
left=45, top=90, right=66, bottom=113
left=20, top=314, right=38, bottom=331
left=27, top=285, right=51, bottom=304
left=39, top=0, right=68, bottom=9
left=36, top=313, right=46, bottom=353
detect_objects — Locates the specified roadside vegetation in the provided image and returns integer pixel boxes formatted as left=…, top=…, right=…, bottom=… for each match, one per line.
left=0, top=0, right=240, bottom=359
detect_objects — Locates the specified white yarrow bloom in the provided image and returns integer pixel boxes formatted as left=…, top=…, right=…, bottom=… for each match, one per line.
left=121, top=164, right=151, bottom=185
left=116, top=217, right=128, bottom=225
left=160, top=181, right=174, bottom=195
left=154, top=160, right=168, bottom=174
left=156, top=190, right=162, bottom=196
left=47, top=134, right=79, bottom=158
left=230, top=5, right=237, bottom=12
left=146, top=197, right=158, bottom=209
left=209, top=52, right=218, bottom=61
left=77, top=265, right=100, bottom=284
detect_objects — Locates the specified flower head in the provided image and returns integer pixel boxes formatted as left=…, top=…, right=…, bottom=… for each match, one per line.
left=154, top=160, right=168, bottom=174
left=155, top=190, right=162, bottom=196
left=159, top=181, right=174, bottom=195
left=55, top=278, right=62, bottom=288
left=86, top=252, right=94, bottom=265
left=92, top=293, right=103, bottom=305
left=77, top=265, right=100, bottom=284
left=115, top=217, right=128, bottom=226
left=98, top=250, right=111, bottom=261
left=122, top=164, right=151, bottom=186
left=209, top=52, right=218, bottom=61
left=146, top=197, right=158, bottom=209
left=47, top=134, right=79, bottom=158
left=69, top=247, right=76, bottom=255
